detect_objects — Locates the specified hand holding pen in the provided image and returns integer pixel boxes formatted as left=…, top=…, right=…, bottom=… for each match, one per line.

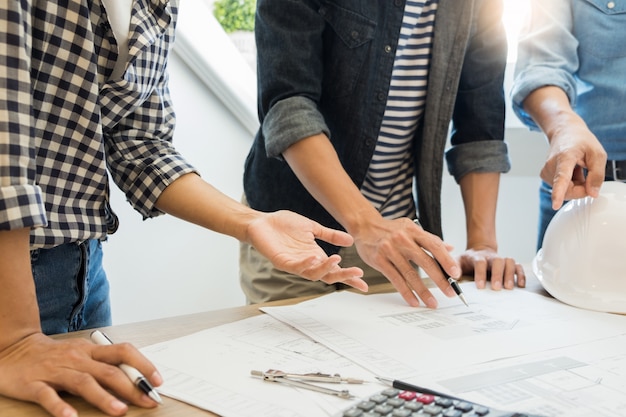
left=90, top=330, right=164, bottom=407
left=413, top=219, right=469, bottom=307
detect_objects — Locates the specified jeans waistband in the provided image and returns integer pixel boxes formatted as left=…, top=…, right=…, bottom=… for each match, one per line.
left=606, top=160, right=626, bottom=181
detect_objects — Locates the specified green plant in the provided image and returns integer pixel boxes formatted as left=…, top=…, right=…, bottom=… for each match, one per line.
left=213, top=0, right=256, bottom=33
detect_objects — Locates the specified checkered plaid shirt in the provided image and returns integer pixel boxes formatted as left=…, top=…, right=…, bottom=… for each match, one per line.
left=0, top=0, right=196, bottom=248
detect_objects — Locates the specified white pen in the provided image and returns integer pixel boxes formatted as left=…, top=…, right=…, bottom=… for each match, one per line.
left=90, top=330, right=163, bottom=405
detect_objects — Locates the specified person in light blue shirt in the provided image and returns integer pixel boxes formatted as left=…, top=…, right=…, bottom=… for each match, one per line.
left=511, top=0, right=626, bottom=250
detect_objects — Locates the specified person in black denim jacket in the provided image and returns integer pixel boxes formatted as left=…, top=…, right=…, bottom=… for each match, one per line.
left=241, top=0, right=526, bottom=306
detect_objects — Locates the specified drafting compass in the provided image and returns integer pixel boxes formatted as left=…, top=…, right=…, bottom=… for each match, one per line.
left=250, top=369, right=365, bottom=399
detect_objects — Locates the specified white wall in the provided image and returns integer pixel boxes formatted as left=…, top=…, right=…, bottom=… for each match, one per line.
left=104, top=52, right=251, bottom=324
left=441, top=127, right=546, bottom=264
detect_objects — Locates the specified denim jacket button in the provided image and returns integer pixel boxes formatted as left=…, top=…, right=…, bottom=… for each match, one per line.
left=607, top=1, right=615, bottom=8
left=394, top=0, right=403, bottom=6
left=384, top=45, right=392, bottom=53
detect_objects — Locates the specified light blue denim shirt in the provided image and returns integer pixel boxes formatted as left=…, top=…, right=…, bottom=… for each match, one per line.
left=511, top=0, right=626, bottom=160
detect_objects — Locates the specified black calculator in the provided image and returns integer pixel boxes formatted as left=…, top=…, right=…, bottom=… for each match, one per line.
left=336, top=387, right=546, bottom=417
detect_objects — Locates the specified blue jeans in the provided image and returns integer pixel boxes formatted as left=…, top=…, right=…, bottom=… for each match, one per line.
left=537, top=181, right=560, bottom=252
left=31, top=239, right=111, bottom=335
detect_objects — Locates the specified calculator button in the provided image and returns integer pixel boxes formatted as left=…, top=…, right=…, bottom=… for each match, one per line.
left=398, top=391, right=416, bottom=400
left=391, top=409, right=412, bottom=417
left=455, top=401, right=474, bottom=413
left=416, top=394, right=435, bottom=404
left=341, top=408, right=363, bottom=417
left=356, top=401, right=376, bottom=411
left=374, top=404, right=394, bottom=414
left=381, top=388, right=400, bottom=397
left=423, top=404, right=443, bottom=415
left=442, top=410, right=463, bottom=417
left=403, top=401, right=423, bottom=412
left=385, top=397, right=405, bottom=408
left=436, top=397, right=454, bottom=408
left=473, top=405, right=490, bottom=415
left=370, top=394, right=388, bottom=404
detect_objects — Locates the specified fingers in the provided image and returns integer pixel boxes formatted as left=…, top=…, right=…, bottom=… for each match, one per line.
left=463, top=251, right=525, bottom=291
left=46, top=369, right=130, bottom=416
left=351, top=217, right=461, bottom=308
left=296, top=254, right=367, bottom=290
left=90, top=342, right=162, bottom=391
left=30, top=383, right=79, bottom=417
left=58, top=343, right=159, bottom=413
left=585, top=159, right=606, bottom=198
left=407, top=231, right=459, bottom=300
left=472, top=257, right=488, bottom=289
left=514, top=263, right=526, bottom=288
left=411, top=219, right=460, bottom=280
left=494, top=258, right=524, bottom=290
left=547, top=158, right=577, bottom=210
left=0, top=333, right=164, bottom=417
left=311, top=223, right=354, bottom=248
left=379, top=256, right=434, bottom=308
left=548, top=137, right=607, bottom=209
left=487, top=258, right=505, bottom=290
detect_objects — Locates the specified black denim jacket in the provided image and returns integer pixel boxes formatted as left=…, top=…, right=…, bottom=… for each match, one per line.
left=244, top=0, right=510, bottom=254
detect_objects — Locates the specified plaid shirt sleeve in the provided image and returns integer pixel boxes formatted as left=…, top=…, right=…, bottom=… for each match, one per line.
left=101, top=1, right=197, bottom=219
left=0, top=3, right=48, bottom=231
left=103, top=72, right=198, bottom=220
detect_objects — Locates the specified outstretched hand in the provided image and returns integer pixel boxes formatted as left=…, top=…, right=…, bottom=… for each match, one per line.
left=246, top=210, right=367, bottom=291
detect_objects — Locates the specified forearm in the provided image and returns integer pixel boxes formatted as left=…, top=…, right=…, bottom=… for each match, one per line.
left=523, top=86, right=583, bottom=142
left=459, top=172, right=499, bottom=250
left=154, top=173, right=259, bottom=243
left=0, top=228, right=41, bottom=350
left=282, top=134, right=381, bottom=236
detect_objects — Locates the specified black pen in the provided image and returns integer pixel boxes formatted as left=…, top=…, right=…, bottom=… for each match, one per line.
left=376, top=376, right=466, bottom=402
left=90, top=330, right=163, bottom=404
left=446, top=275, right=469, bottom=307
left=413, top=218, right=469, bottom=307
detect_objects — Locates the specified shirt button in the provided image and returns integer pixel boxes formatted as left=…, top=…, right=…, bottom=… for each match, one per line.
left=384, top=45, right=392, bottom=53
left=607, top=1, right=615, bottom=8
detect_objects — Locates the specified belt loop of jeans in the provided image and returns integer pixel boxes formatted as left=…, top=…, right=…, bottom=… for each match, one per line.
left=606, top=160, right=626, bottom=182
left=30, top=240, right=87, bottom=262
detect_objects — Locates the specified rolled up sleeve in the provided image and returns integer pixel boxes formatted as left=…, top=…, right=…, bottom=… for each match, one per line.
left=445, top=140, right=511, bottom=183
left=262, top=96, right=330, bottom=158
left=0, top=2, right=47, bottom=231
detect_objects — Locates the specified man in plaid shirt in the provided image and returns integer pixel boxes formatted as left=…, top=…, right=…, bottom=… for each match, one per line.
left=0, top=1, right=366, bottom=416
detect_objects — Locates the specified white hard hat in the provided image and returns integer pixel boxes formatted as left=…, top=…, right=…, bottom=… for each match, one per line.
left=532, top=181, right=626, bottom=313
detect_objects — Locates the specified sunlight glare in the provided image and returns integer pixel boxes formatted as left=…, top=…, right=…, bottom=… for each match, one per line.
left=502, top=0, right=531, bottom=61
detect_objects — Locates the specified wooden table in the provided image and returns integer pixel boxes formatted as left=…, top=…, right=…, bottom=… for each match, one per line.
left=0, top=284, right=397, bottom=417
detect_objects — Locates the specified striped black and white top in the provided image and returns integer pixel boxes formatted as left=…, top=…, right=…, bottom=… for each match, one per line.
left=360, top=0, right=438, bottom=219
